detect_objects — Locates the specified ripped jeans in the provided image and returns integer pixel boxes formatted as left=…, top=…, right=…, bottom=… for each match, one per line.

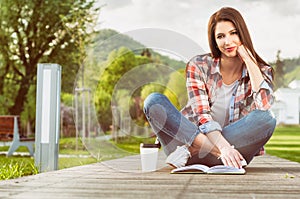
left=143, top=93, right=276, bottom=166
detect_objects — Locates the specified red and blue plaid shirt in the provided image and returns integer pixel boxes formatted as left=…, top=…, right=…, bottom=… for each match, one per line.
left=181, top=54, right=274, bottom=155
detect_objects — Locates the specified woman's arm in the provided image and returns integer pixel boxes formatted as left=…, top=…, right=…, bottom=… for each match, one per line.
left=185, top=55, right=222, bottom=133
left=237, top=45, right=274, bottom=110
left=237, top=45, right=264, bottom=92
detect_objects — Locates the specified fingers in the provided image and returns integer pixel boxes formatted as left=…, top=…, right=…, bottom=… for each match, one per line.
left=237, top=45, right=247, bottom=56
left=237, top=44, right=257, bottom=64
left=222, top=155, right=241, bottom=168
left=220, top=149, right=245, bottom=168
left=236, top=45, right=248, bottom=62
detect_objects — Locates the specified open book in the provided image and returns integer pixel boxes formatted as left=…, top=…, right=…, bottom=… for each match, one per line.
left=170, top=164, right=246, bottom=175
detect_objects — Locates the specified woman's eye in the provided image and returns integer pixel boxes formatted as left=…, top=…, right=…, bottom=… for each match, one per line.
left=231, top=31, right=238, bottom=35
left=216, top=35, right=224, bottom=39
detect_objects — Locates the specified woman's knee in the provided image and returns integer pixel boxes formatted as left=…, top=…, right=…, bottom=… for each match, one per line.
left=256, top=110, right=276, bottom=126
left=250, top=110, right=277, bottom=135
left=143, top=92, right=167, bottom=111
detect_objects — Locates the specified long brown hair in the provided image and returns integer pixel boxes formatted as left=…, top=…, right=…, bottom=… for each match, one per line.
left=208, top=7, right=268, bottom=66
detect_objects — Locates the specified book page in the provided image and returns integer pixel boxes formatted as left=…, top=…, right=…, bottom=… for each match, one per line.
left=171, top=164, right=210, bottom=174
left=207, top=165, right=245, bottom=174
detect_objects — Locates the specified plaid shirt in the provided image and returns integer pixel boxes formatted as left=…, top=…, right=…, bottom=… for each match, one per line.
left=181, top=54, right=274, bottom=154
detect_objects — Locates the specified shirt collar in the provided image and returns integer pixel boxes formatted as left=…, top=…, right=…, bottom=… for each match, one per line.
left=212, top=57, right=249, bottom=78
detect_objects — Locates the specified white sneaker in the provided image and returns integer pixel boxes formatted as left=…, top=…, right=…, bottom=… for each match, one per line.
left=166, top=145, right=191, bottom=168
left=241, top=159, right=247, bottom=167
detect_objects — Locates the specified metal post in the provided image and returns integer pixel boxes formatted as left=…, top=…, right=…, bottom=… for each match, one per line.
left=82, top=89, right=86, bottom=142
left=35, top=63, right=61, bottom=172
left=75, top=89, right=79, bottom=151
left=87, top=89, right=91, bottom=139
left=74, top=88, right=91, bottom=146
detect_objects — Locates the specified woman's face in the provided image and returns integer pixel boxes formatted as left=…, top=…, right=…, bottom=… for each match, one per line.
left=215, top=20, right=241, bottom=58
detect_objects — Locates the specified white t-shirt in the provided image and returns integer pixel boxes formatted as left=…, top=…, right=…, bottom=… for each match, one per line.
left=210, top=81, right=237, bottom=128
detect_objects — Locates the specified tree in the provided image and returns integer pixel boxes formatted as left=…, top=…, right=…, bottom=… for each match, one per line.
left=273, top=50, right=285, bottom=90
left=95, top=47, right=145, bottom=131
left=164, top=68, right=187, bottom=109
left=140, top=84, right=166, bottom=100
left=0, top=0, right=100, bottom=116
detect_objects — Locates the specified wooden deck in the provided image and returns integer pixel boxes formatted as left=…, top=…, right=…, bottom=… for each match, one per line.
left=0, top=152, right=300, bottom=199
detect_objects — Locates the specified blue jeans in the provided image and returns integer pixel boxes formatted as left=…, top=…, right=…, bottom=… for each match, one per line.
left=143, top=93, right=276, bottom=166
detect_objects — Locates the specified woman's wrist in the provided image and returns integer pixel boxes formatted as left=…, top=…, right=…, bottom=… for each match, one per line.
left=243, top=56, right=254, bottom=65
left=217, top=143, right=234, bottom=152
left=220, top=145, right=235, bottom=150
left=206, top=130, right=233, bottom=155
left=218, top=145, right=235, bottom=158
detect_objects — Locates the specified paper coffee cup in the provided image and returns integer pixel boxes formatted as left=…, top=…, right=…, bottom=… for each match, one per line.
left=140, top=143, right=159, bottom=172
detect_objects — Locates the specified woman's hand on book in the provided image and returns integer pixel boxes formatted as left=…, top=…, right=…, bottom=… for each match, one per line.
left=219, top=145, right=244, bottom=168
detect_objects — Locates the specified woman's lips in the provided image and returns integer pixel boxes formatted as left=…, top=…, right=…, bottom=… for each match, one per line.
left=226, top=46, right=236, bottom=52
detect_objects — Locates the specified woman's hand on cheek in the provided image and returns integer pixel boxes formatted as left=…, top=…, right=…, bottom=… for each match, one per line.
left=237, top=44, right=256, bottom=63
left=236, top=45, right=248, bottom=62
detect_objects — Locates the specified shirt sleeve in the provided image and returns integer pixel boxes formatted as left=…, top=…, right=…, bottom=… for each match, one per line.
left=185, top=59, right=222, bottom=134
left=252, top=65, right=274, bottom=110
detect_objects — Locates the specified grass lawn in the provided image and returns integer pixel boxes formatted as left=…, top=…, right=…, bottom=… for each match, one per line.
left=112, top=136, right=156, bottom=154
left=265, top=125, right=300, bottom=163
left=0, top=156, right=38, bottom=180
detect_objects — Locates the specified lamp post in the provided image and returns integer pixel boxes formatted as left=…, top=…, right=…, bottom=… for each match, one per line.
left=35, top=63, right=61, bottom=172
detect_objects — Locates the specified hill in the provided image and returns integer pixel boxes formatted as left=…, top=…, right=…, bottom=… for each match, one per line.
left=88, top=29, right=185, bottom=70
left=89, top=29, right=144, bottom=61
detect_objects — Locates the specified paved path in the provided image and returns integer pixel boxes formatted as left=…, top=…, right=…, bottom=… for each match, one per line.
left=0, top=153, right=299, bottom=199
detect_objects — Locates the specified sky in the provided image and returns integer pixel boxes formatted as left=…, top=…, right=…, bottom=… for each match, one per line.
left=96, top=0, right=300, bottom=62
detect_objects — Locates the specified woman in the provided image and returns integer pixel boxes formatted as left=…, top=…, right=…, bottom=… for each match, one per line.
left=143, top=7, right=276, bottom=169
